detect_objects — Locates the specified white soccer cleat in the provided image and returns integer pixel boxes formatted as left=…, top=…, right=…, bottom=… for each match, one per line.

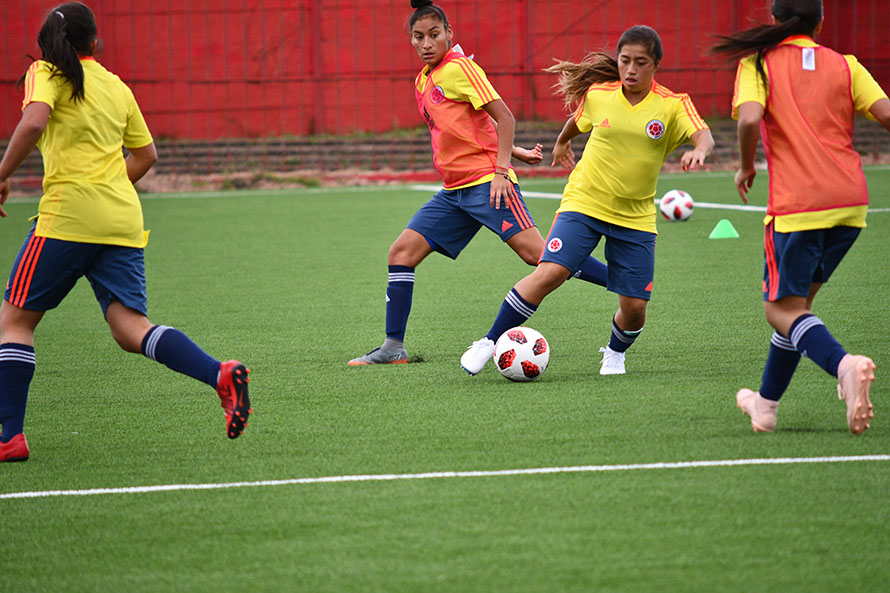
left=599, top=346, right=626, bottom=375
left=736, top=388, right=778, bottom=433
left=461, top=337, right=496, bottom=375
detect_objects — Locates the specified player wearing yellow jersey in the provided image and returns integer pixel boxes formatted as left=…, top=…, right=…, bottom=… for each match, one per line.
left=461, top=25, right=714, bottom=376
left=0, top=3, right=251, bottom=462
left=712, top=0, right=890, bottom=435
left=349, top=0, right=609, bottom=366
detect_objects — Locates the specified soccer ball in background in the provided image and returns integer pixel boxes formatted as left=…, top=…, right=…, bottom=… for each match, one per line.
left=494, top=326, right=550, bottom=382
left=659, top=189, right=694, bottom=221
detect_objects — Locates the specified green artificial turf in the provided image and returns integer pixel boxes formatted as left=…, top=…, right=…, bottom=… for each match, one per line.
left=0, top=168, right=888, bottom=592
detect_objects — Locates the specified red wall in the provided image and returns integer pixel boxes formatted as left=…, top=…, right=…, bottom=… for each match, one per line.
left=2, top=0, right=888, bottom=139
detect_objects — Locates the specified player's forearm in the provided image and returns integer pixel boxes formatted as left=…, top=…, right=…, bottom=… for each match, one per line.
left=555, top=117, right=581, bottom=146
left=737, top=121, right=759, bottom=169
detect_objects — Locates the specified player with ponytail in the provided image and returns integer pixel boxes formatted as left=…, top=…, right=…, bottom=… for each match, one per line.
left=461, top=25, right=714, bottom=377
left=712, top=0, right=890, bottom=434
left=0, top=3, right=252, bottom=462
left=349, top=0, right=609, bottom=366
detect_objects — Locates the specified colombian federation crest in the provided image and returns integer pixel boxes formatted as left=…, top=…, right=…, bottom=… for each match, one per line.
left=429, top=85, right=445, bottom=105
left=547, top=237, right=563, bottom=253
left=645, top=119, right=665, bottom=139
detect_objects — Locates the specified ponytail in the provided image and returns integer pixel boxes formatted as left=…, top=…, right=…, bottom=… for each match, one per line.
left=34, top=2, right=98, bottom=103
left=545, top=53, right=619, bottom=111
left=711, top=0, right=823, bottom=87
left=546, top=25, right=663, bottom=112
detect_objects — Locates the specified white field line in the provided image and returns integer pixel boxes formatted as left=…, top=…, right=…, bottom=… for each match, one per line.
left=2, top=455, right=887, bottom=500
left=409, top=184, right=890, bottom=214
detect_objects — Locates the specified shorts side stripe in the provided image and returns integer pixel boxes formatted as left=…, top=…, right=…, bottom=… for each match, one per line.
left=509, top=197, right=533, bottom=230
left=10, top=235, right=46, bottom=308
left=764, top=223, right=779, bottom=301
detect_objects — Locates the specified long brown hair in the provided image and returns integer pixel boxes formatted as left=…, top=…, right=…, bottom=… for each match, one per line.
left=545, top=25, right=663, bottom=111
left=711, top=0, right=823, bottom=88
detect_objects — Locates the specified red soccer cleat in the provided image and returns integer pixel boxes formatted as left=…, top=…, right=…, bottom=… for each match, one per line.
left=216, top=360, right=252, bottom=439
left=0, top=433, right=30, bottom=462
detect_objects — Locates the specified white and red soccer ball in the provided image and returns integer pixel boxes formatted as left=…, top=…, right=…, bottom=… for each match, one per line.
left=659, top=189, right=694, bottom=221
left=494, top=326, right=550, bottom=382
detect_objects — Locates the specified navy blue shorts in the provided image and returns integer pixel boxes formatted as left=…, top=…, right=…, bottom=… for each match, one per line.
left=4, top=225, right=148, bottom=315
left=541, top=211, right=656, bottom=300
left=406, top=181, right=536, bottom=259
left=763, top=222, right=860, bottom=301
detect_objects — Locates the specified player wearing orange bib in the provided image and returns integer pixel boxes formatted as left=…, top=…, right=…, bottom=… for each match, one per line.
left=348, top=0, right=608, bottom=366
left=0, top=3, right=252, bottom=462
left=461, top=25, right=714, bottom=376
left=713, top=0, right=890, bottom=434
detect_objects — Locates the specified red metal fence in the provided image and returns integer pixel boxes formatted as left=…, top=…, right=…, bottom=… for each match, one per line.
left=2, top=0, right=889, bottom=139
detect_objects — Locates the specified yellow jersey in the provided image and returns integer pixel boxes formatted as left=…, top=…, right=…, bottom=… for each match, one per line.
left=559, top=81, right=708, bottom=233
left=23, top=58, right=154, bottom=248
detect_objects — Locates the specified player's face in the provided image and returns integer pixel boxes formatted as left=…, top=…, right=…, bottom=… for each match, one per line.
left=618, top=43, right=658, bottom=97
left=411, top=16, right=453, bottom=67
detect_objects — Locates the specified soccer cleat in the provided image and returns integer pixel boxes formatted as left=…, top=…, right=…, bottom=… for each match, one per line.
left=348, top=347, right=409, bottom=366
left=460, top=337, right=496, bottom=375
left=599, top=346, right=626, bottom=375
left=217, top=360, right=252, bottom=439
left=836, top=354, right=875, bottom=435
left=736, top=388, right=779, bottom=433
left=0, top=433, right=30, bottom=462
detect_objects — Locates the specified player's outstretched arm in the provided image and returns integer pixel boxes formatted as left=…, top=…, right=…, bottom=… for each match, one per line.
left=551, top=117, right=581, bottom=170
left=512, top=143, right=543, bottom=165
left=680, top=129, right=715, bottom=172
left=0, top=102, right=50, bottom=217
left=734, top=101, right=765, bottom=204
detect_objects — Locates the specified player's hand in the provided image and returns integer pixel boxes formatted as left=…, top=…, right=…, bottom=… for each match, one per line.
left=680, top=148, right=708, bottom=171
left=490, top=173, right=517, bottom=210
left=514, top=143, right=543, bottom=165
left=734, top=167, right=755, bottom=205
left=551, top=140, right=575, bottom=169
left=0, top=179, right=9, bottom=218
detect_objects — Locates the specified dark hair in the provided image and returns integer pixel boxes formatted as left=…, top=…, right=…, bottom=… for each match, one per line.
left=36, top=2, right=99, bottom=103
left=409, top=0, right=450, bottom=30
left=711, top=0, right=823, bottom=87
left=545, top=25, right=663, bottom=111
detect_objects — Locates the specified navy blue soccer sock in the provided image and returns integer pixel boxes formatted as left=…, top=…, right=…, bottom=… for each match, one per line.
left=484, top=288, right=537, bottom=342
left=141, top=326, right=221, bottom=388
left=789, top=314, right=847, bottom=377
left=607, top=316, right=642, bottom=353
left=0, top=343, right=36, bottom=442
left=759, top=332, right=801, bottom=401
left=385, top=265, right=415, bottom=344
left=573, top=256, right=608, bottom=287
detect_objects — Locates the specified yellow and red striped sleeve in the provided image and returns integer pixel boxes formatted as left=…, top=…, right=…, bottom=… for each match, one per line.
left=21, top=60, right=58, bottom=111
left=440, top=56, right=500, bottom=109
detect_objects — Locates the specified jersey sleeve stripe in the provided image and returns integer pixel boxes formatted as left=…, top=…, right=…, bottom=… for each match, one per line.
left=681, top=95, right=708, bottom=130
left=22, top=61, right=39, bottom=108
left=453, top=58, right=495, bottom=104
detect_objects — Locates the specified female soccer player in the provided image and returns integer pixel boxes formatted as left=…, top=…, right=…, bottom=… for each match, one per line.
left=712, top=0, right=890, bottom=434
left=461, top=25, right=714, bottom=376
left=348, top=0, right=609, bottom=365
left=0, top=2, right=252, bottom=462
